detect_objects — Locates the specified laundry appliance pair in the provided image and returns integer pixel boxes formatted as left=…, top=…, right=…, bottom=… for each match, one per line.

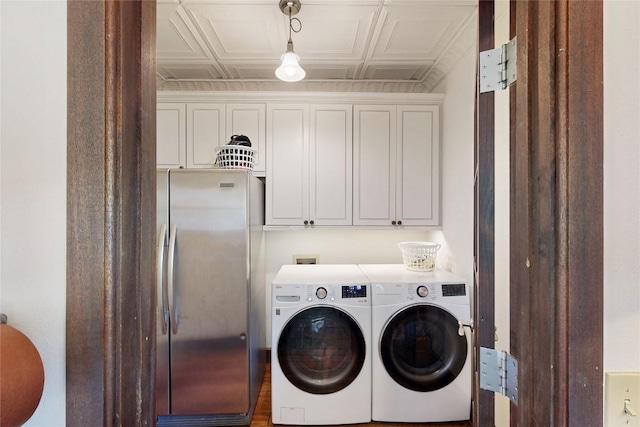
left=271, top=263, right=473, bottom=425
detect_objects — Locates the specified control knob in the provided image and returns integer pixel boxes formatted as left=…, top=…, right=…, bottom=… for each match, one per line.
left=316, top=287, right=328, bottom=299
left=417, top=285, right=429, bottom=298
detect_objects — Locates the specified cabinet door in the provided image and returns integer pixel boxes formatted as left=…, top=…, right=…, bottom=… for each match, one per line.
left=310, top=104, right=353, bottom=226
left=266, top=104, right=309, bottom=226
left=397, top=105, right=440, bottom=225
left=353, top=105, right=397, bottom=226
left=226, top=104, right=266, bottom=176
left=157, top=103, right=186, bottom=168
left=186, top=103, right=226, bottom=168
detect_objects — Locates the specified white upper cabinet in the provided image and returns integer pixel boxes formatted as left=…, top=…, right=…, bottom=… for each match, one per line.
left=266, top=104, right=309, bottom=226
left=354, top=104, right=440, bottom=226
left=266, top=104, right=352, bottom=226
left=157, top=102, right=266, bottom=174
left=186, top=103, right=226, bottom=168
left=157, top=103, right=186, bottom=169
left=396, top=105, right=440, bottom=225
left=157, top=93, right=442, bottom=228
left=353, top=105, right=396, bottom=226
left=396, top=105, right=440, bottom=226
left=310, top=105, right=353, bottom=226
left=226, top=104, right=266, bottom=175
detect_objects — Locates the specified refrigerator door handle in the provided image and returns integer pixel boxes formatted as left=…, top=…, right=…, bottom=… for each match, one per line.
left=156, top=223, right=169, bottom=335
left=167, top=223, right=179, bottom=334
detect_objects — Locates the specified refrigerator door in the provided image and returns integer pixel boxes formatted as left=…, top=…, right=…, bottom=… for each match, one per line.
left=156, top=169, right=170, bottom=416
left=168, top=169, right=250, bottom=416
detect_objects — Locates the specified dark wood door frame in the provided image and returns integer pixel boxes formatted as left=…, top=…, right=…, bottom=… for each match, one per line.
left=66, top=2, right=157, bottom=425
left=473, top=0, right=496, bottom=425
left=475, top=1, right=603, bottom=425
left=509, top=1, right=603, bottom=425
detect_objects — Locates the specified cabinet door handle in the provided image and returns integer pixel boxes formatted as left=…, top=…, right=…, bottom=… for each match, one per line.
left=397, top=220, right=402, bottom=225
left=391, top=220, right=397, bottom=225
left=309, top=220, right=315, bottom=225
left=303, top=220, right=309, bottom=225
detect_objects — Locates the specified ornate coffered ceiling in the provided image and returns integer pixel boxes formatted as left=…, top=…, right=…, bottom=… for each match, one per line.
left=157, top=0, right=478, bottom=92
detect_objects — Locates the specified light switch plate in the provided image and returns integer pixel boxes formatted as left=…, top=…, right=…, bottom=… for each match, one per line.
left=606, top=372, right=640, bottom=426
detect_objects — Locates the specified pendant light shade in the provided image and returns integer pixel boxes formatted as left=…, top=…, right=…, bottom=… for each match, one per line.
left=276, top=0, right=305, bottom=82
left=276, top=42, right=306, bottom=82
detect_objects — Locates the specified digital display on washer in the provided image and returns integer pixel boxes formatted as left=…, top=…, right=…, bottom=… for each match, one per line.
left=342, top=284, right=367, bottom=298
left=442, top=283, right=466, bottom=297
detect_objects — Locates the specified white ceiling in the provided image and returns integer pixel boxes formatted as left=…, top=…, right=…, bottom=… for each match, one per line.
left=157, top=0, right=478, bottom=92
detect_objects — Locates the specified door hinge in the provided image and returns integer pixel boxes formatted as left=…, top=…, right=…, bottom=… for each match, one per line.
left=479, top=347, right=519, bottom=405
left=479, top=37, right=517, bottom=93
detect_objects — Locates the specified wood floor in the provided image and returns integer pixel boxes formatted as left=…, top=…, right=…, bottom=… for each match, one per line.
left=250, top=363, right=472, bottom=427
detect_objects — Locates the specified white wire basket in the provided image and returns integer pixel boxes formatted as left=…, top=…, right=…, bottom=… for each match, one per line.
left=398, top=241, right=441, bottom=271
left=214, top=145, right=256, bottom=170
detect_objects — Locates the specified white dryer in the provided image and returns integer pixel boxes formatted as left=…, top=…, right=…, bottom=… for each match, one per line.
left=271, top=264, right=371, bottom=425
left=358, top=264, right=472, bottom=423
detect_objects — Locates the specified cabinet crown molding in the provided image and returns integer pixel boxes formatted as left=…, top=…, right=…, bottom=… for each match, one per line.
left=157, top=91, right=445, bottom=105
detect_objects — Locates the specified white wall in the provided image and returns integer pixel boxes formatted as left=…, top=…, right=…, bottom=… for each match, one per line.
left=0, top=2, right=67, bottom=426
left=603, top=1, right=640, bottom=372
left=432, top=49, right=476, bottom=285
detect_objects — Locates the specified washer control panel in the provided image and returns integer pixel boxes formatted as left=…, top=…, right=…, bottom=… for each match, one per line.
left=306, top=285, right=336, bottom=302
left=405, top=283, right=467, bottom=302
left=305, top=284, right=368, bottom=303
left=407, top=283, right=438, bottom=301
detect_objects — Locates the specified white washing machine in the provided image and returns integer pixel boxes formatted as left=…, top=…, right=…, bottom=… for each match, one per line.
left=358, top=264, right=472, bottom=423
left=271, top=264, right=371, bottom=425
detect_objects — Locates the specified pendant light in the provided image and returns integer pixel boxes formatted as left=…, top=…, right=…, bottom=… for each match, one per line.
left=276, top=0, right=306, bottom=82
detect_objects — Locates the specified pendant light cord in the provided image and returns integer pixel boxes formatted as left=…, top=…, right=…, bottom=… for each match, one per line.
left=288, top=7, right=302, bottom=43
left=288, top=7, right=292, bottom=42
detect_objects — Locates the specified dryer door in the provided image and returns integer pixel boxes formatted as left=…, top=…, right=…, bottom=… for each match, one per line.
left=380, top=304, right=467, bottom=392
left=277, top=306, right=366, bottom=395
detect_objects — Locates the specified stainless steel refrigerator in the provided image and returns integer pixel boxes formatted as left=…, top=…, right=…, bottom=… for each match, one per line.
left=155, top=168, right=265, bottom=426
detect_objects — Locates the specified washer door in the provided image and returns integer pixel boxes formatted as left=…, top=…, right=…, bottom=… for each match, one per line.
left=277, top=306, right=366, bottom=395
left=380, top=304, right=467, bottom=392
